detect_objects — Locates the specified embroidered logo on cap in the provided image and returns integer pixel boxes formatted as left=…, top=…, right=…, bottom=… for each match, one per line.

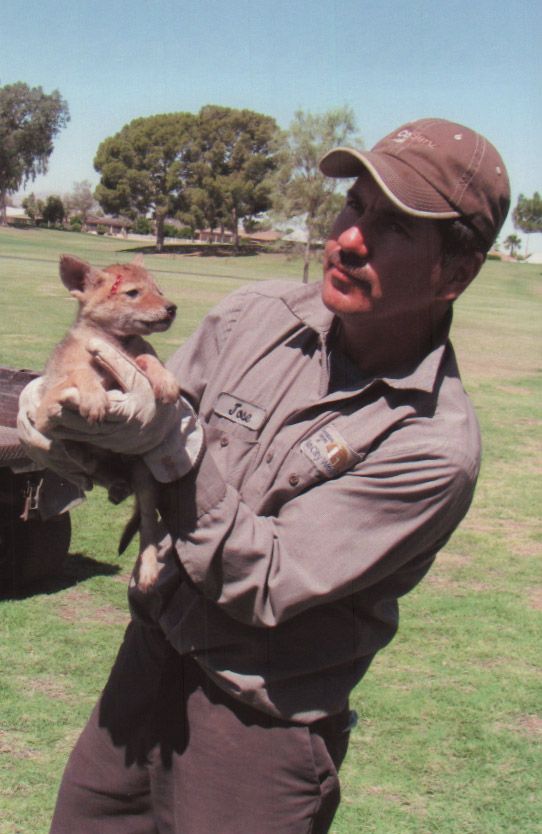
left=392, top=128, right=436, bottom=150
left=215, top=393, right=266, bottom=431
left=300, top=425, right=360, bottom=478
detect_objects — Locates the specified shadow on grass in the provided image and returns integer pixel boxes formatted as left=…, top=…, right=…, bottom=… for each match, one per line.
left=1, top=551, right=121, bottom=600
left=119, top=243, right=261, bottom=258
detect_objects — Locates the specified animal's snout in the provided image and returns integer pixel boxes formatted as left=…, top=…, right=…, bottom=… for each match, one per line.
left=165, top=303, right=177, bottom=319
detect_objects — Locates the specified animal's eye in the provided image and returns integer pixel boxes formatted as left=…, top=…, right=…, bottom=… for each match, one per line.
left=124, top=289, right=140, bottom=298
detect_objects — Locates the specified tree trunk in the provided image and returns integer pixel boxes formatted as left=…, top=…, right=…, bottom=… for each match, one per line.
left=155, top=212, right=166, bottom=252
left=0, top=190, right=7, bottom=225
left=232, top=207, right=239, bottom=251
left=302, top=232, right=311, bottom=283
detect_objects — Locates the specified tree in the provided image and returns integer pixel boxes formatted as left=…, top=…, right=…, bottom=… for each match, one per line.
left=94, top=107, right=280, bottom=251
left=21, top=192, right=44, bottom=224
left=0, top=82, right=69, bottom=223
left=94, top=113, right=198, bottom=250
left=503, top=233, right=522, bottom=258
left=41, top=195, right=65, bottom=226
left=64, top=180, right=97, bottom=221
left=176, top=188, right=208, bottom=240
left=188, top=105, right=281, bottom=248
left=512, top=192, right=542, bottom=257
left=272, top=107, right=362, bottom=282
left=132, top=215, right=153, bottom=236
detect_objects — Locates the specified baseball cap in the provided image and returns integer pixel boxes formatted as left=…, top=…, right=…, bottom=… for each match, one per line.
left=319, top=118, right=510, bottom=250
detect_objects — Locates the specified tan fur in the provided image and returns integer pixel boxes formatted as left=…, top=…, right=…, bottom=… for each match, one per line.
left=37, top=254, right=181, bottom=591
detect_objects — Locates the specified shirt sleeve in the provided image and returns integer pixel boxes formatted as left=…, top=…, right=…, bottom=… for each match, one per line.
left=160, top=427, right=479, bottom=628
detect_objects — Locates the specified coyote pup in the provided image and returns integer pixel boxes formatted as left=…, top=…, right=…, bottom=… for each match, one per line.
left=36, top=254, right=181, bottom=590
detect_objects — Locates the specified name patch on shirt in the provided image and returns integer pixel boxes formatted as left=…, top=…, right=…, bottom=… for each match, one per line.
left=300, top=425, right=359, bottom=478
left=214, top=393, right=267, bottom=431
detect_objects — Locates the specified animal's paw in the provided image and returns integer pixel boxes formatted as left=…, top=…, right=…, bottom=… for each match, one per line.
left=134, top=356, right=180, bottom=403
left=46, top=401, right=64, bottom=420
left=56, top=386, right=80, bottom=410
left=34, top=391, right=74, bottom=432
left=136, top=544, right=159, bottom=592
left=34, top=400, right=63, bottom=432
left=153, top=374, right=181, bottom=404
left=74, top=387, right=109, bottom=424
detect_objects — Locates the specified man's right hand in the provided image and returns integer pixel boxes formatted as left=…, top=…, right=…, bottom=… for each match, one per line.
left=17, top=376, right=96, bottom=490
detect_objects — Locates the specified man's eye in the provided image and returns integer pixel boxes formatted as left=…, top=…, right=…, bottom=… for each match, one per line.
left=125, top=289, right=140, bottom=298
left=385, top=218, right=408, bottom=236
left=346, top=195, right=362, bottom=212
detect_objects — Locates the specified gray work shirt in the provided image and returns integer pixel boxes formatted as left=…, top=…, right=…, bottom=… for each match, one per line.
left=152, top=280, right=481, bottom=723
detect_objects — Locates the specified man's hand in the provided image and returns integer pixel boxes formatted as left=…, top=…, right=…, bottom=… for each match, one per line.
left=17, top=338, right=204, bottom=487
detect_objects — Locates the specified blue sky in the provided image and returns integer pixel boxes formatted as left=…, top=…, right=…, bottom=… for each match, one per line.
left=1, top=0, right=541, bottom=246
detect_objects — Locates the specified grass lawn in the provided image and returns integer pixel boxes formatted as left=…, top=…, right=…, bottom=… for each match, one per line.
left=1, top=227, right=541, bottom=833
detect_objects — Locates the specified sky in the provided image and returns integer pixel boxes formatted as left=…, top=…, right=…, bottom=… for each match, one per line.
left=1, top=0, right=541, bottom=247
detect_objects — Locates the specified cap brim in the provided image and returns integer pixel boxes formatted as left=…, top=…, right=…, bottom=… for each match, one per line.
left=319, top=147, right=460, bottom=221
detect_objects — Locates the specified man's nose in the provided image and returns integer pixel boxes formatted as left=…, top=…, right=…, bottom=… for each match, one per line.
left=337, top=225, right=368, bottom=257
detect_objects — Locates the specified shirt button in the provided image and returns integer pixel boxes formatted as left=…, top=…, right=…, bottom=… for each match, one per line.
left=288, top=474, right=300, bottom=487
left=220, top=436, right=229, bottom=447
left=265, top=451, right=274, bottom=463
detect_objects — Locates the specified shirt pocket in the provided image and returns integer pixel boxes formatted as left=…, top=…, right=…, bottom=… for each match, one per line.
left=205, top=414, right=261, bottom=489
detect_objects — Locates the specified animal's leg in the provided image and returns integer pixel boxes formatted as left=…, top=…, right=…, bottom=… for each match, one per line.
left=131, top=460, right=160, bottom=592
left=74, top=449, right=132, bottom=505
left=135, top=355, right=180, bottom=403
left=34, top=380, right=83, bottom=432
left=35, top=368, right=109, bottom=431
left=64, top=366, right=110, bottom=423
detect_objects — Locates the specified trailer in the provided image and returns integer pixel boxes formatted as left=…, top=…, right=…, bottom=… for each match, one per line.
left=0, top=367, right=73, bottom=592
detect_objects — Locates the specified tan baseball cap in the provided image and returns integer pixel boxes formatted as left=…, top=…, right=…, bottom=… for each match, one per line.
left=319, top=118, right=510, bottom=250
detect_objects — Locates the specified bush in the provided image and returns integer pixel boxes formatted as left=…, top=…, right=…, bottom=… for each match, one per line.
left=164, top=223, right=192, bottom=238
left=132, top=216, right=153, bottom=235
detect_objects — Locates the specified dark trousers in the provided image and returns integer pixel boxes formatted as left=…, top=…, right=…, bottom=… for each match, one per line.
left=50, top=622, right=352, bottom=834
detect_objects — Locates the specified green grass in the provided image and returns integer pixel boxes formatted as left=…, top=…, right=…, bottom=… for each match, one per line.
left=1, top=227, right=541, bottom=833
left=0, top=226, right=305, bottom=371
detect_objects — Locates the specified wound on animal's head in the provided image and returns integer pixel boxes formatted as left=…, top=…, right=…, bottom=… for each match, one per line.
left=108, top=274, right=124, bottom=296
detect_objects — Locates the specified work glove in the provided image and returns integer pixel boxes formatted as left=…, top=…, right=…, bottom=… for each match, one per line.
left=17, top=338, right=205, bottom=489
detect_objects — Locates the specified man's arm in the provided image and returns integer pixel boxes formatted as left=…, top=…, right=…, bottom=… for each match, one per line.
left=160, top=428, right=478, bottom=628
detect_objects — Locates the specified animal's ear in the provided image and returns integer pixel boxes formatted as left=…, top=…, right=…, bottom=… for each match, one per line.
left=59, top=255, right=92, bottom=291
left=59, top=255, right=106, bottom=292
left=131, top=254, right=145, bottom=267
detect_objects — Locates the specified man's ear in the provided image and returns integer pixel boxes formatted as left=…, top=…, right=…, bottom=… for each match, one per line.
left=435, top=252, right=485, bottom=302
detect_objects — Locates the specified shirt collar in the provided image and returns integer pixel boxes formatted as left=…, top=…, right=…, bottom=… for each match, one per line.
left=379, top=337, right=449, bottom=393
left=284, top=281, right=453, bottom=395
left=283, top=281, right=335, bottom=335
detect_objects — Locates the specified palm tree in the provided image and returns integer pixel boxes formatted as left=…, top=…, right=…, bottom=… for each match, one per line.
left=503, top=234, right=522, bottom=258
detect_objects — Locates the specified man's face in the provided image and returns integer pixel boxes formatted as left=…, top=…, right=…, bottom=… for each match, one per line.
left=322, top=172, right=447, bottom=324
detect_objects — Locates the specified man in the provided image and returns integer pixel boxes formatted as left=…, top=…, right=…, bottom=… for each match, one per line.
left=18, top=118, right=510, bottom=834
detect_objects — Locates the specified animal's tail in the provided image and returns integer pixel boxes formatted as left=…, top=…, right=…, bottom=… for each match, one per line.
left=118, top=509, right=140, bottom=555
